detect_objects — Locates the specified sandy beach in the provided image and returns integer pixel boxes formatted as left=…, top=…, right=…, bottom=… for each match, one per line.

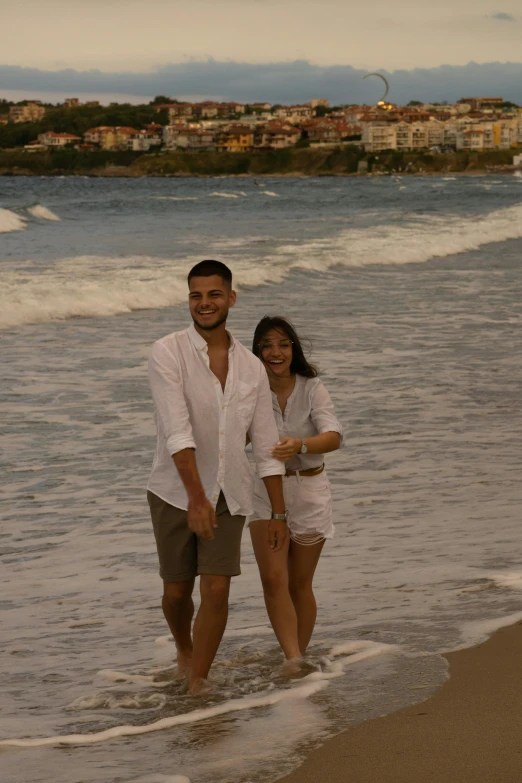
left=277, top=621, right=522, bottom=783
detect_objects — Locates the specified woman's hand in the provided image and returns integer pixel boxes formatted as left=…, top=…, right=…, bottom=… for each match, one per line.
left=271, top=436, right=301, bottom=462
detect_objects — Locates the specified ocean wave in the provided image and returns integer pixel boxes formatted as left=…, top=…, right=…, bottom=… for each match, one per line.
left=0, top=203, right=61, bottom=232
left=0, top=640, right=393, bottom=747
left=274, top=202, right=522, bottom=270
left=26, top=204, right=61, bottom=221
left=209, top=192, right=242, bottom=198
left=489, top=571, right=522, bottom=590
left=0, top=256, right=192, bottom=330
left=453, top=610, right=522, bottom=652
left=0, top=208, right=27, bottom=233
left=151, top=196, right=200, bottom=201
left=67, top=691, right=167, bottom=711
left=3, top=203, right=522, bottom=330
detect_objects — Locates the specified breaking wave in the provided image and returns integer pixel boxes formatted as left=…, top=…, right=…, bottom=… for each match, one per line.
left=26, top=204, right=61, bottom=221
left=0, top=203, right=61, bottom=232
left=0, top=640, right=395, bottom=748
left=3, top=203, right=522, bottom=329
left=0, top=208, right=27, bottom=233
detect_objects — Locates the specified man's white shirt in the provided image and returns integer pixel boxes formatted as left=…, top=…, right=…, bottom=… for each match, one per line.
left=147, top=323, right=284, bottom=515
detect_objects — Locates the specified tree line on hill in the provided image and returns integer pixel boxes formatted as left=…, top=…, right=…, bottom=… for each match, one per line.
left=0, top=98, right=170, bottom=149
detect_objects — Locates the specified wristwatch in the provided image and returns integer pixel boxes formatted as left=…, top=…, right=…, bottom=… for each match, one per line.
left=298, top=439, right=308, bottom=454
left=271, top=512, right=287, bottom=520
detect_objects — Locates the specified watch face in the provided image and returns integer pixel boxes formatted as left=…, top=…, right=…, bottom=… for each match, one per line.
left=301, top=441, right=308, bottom=453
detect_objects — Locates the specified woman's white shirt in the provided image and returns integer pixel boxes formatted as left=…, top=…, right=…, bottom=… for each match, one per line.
left=272, top=374, right=343, bottom=471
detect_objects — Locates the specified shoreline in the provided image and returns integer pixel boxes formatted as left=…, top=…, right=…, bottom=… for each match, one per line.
left=277, top=620, right=522, bottom=783
left=0, top=169, right=517, bottom=179
left=0, top=146, right=517, bottom=178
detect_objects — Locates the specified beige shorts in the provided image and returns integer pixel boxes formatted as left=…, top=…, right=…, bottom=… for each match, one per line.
left=247, top=471, right=334, bottom=544
left=147, top=491, right=245, bottom=582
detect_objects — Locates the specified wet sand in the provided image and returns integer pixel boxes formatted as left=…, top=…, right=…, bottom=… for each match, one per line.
left=278, top=621, right=522, bottom=783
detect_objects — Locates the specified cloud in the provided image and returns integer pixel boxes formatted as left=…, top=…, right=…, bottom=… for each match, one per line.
left=1, top=60, right=522, bottom=105
left=491, top=12, right=516, bottom=20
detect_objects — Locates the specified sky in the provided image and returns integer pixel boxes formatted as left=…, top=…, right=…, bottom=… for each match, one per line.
left=3, top=0, right=522, bottom=103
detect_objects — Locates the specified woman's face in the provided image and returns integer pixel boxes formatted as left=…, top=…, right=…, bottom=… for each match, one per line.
left=258, top=328, right=293, bottom=379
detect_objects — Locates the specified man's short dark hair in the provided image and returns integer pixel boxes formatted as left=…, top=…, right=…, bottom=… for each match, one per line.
left=188, top=260, right=232, bottom=287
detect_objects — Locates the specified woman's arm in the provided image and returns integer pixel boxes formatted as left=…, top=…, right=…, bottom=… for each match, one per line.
left=271, top=431, right=340, bottom=461
left=271, top=379, right=343, bottom=462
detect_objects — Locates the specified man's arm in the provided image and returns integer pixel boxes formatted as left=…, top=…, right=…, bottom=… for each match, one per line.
left=261, top=474, right=287, bottom=551
left=148, top=342, right=197, bottom=456
left=249, top=367, right=287, bottom=551
left=172, top=449, right=216, bottom=541
left=148, top=342, right=215, bottom=539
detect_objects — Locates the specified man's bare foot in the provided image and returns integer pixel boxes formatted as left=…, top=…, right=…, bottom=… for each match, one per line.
left=176, top=649, right=193, bottom=678
left=188, top=676, right=213, bottom=696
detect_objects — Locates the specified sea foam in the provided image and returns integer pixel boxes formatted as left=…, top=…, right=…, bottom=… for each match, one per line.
left=3, top=203, right=522, bottom=329
left=0, top=208, right=27, bottom=233
left=25, top=204, right=61, bottom=221
left=0, top=640, right=394, bottom=748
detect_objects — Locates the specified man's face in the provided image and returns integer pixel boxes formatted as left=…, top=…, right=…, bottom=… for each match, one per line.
left=188, top=274, right=236, bottom=331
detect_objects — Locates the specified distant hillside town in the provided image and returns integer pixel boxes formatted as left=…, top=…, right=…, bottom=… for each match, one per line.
left=1, top=95, right=522, bottom=154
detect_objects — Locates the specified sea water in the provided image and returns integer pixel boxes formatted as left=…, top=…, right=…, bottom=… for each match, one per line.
left=2, top=174, right=522, bottom=782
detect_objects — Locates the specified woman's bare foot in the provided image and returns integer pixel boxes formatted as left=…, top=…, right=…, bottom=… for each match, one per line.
left=282, top=657, right=304, bottom=676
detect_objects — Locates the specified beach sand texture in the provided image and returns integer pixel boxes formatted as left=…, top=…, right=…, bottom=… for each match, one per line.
left=278, top=621, right=522, bottom=783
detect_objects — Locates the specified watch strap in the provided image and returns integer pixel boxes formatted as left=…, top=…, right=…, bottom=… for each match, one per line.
left=271, top=513, right=287, bottom=520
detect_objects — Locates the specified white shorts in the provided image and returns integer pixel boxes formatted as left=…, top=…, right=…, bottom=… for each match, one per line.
left=247, top=470, right=334, bottom=545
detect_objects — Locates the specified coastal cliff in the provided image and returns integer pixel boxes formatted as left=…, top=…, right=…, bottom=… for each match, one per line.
left=0, top=147, right=516, bottom=177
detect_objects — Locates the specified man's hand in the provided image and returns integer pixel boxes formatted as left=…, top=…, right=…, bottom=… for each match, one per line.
left=268, top=518, right=288, bottom=552
left=187, top=496, right=217, bottom=540
left=271, top=436, right=301, bottom=462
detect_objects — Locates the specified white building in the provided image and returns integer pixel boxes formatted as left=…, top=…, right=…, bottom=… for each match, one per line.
left=362, top=122, right=397, bottom=151
left=274, top=105, right=315, bottom=122
left=163, top=125, right=214, bottom=150
left=37, top=132, right=81, bottom=148
left=9, top=103, right=46, bottom=123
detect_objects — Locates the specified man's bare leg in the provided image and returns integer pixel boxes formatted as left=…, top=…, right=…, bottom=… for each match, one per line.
left=189, top=574, right=231, bottom=694
left=162, top=579, right=195, bottom=675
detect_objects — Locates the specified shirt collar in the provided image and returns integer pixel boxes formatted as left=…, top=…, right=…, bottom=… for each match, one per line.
left=188, top=322, right=208, bottom=351
left=188, top=322, right=236, bottom=353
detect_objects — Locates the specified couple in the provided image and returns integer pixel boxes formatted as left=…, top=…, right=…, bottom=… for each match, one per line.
left=147, top=260, right=342, bottom=694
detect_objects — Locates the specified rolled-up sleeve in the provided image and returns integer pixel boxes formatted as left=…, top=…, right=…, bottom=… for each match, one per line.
left=310, top=381, right=344, bottom=446
left=148, top=341, right=196, bottom=456
left=249, top=368, right=285, bottom=478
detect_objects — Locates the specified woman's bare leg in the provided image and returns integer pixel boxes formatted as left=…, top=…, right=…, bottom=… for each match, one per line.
left=249, top=520, right=301, bottom=660
left=288, top=538, right=325, bottom=654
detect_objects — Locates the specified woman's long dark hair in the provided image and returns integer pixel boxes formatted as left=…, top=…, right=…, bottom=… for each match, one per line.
left=252, top=316, right=318, bottom=378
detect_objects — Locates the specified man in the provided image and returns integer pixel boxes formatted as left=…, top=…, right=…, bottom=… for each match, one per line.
left=147, top=260, right=286, bottom=695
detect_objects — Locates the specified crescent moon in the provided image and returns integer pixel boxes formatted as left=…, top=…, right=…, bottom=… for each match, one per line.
left=363, top=72, right=390, bottom=103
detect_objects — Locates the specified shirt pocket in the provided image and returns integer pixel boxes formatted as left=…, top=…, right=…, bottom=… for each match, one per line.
left=235, top=381, right=257, bottom=427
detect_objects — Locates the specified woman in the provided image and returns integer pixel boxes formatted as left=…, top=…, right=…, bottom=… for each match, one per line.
left=248, top=316, right=343, bottom=665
